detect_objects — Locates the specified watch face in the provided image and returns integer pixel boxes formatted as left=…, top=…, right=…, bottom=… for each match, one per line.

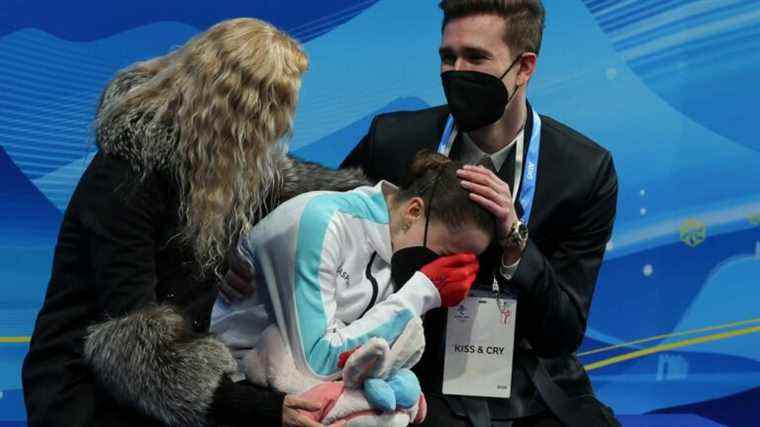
left=517, top=222, right=529, bottom=239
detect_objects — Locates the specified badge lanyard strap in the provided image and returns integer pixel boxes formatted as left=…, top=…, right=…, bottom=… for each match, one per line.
left=437, top=110, right=543, bottom=307
left=437, top=111, right=541, bottom=210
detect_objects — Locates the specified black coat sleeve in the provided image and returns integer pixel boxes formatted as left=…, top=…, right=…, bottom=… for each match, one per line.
left=340, top=117, right=376, bottom=179
left=506, top=153, right=618, bottom=357
left=80, top=156, right=162, bottom=318
left=79, top=156, right=285, bottom=426
left=209, top=377, right=286, bottom=426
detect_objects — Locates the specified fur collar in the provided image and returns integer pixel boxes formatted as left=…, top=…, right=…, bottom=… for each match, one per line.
left=94, top=69, right=176, bottom=173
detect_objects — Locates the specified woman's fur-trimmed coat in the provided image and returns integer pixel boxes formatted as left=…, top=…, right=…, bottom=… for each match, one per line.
left=21, top=69, right=369, bottom=427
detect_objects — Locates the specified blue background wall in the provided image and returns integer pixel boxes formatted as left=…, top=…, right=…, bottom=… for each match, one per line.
left=1, top=1, right=759, bottom=425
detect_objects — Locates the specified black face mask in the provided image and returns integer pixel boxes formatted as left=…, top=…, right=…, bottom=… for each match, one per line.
left=390, top=174, right=443, bottom=290
left=441, top=53, right=523, bottom=132
left=390, top=246, right=440, bottom=291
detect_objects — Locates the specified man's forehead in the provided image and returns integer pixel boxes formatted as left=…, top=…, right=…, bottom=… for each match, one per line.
left=441, top=14, right=508, bottom=51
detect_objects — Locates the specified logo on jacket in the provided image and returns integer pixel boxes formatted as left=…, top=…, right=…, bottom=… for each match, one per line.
left=526, top=161, right=535, bottom=180
left=336, top=265, right=351, bottom=287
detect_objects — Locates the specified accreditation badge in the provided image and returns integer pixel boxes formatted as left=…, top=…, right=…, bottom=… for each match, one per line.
left=442, top=293, right=517, bottom=398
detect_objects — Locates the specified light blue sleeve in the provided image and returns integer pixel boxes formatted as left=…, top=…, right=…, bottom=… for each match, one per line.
left=291, top=195, right=435, bottom=379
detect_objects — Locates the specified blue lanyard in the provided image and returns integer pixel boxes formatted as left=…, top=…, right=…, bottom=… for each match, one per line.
left=437, top=110, right=542, bottom=225
left=519, top=110, right=541, bottom=225
left=437, top=115, right=456, bottom=156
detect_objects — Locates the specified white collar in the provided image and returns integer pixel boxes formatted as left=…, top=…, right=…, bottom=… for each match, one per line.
left=460, top=128, right=524, bottom=171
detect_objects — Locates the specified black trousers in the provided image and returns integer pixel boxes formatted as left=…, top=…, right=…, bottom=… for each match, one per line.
left=419, top=394, right=563, bottom=427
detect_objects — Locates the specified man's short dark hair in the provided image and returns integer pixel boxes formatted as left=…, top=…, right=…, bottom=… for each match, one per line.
left=439, top=0, right=546, bottom=55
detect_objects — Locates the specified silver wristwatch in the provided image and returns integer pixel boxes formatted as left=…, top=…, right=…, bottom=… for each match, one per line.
left=501, top=219, right=529, bottom=251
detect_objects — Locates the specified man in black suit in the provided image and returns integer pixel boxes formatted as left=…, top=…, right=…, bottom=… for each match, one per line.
left=223, top=0, right=619, bottom=425
left=339, top=1, right=620, bottom=426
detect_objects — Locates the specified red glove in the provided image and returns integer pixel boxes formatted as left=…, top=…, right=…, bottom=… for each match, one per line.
left=420, top=253, right=479, bottom=307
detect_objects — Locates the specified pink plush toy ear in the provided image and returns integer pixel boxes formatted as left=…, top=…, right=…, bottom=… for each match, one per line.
left=299, top=381, right=346, bottom=422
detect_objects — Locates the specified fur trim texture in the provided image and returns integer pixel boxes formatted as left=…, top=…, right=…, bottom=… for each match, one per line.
left=83, top=305, right=237, bottom=427
left=94, top=68, right=174, bottom=172
left=276, top=155, right=370, bottom=202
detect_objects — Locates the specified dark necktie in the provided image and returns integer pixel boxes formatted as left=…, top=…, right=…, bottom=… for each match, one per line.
left=477, top=155, right=497, bottom=173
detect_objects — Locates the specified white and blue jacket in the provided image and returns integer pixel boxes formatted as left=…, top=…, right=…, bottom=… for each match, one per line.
left=211, top=182, right=441, bottom=381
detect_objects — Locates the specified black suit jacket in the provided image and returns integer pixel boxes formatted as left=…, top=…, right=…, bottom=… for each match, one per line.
left=341, top=103, right=618, bottom=421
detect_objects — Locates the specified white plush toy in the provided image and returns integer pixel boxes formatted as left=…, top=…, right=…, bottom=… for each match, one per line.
left=243, top=317, right=428, bottom=426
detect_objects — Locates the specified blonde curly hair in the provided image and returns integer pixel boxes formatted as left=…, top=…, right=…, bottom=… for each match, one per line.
left=97, top=18, right=309, bottom=273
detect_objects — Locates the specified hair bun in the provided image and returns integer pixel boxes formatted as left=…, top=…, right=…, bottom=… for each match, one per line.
left=409, top=149, right=451, bottom=179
